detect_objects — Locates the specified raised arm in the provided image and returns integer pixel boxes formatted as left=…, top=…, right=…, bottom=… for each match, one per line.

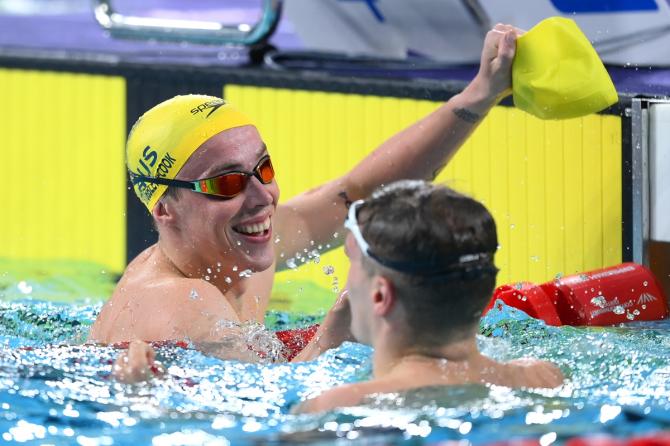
left=273, top=25, right=520, bottom=264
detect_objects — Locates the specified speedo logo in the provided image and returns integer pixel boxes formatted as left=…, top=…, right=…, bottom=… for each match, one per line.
left=134, top=145, right=177, bottom=201
left=637, top=293, right=658, bottom=305
left=190, top=99, right=225, bottom=118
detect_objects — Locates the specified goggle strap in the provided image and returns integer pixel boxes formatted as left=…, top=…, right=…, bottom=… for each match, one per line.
left=130, top=174, right=196, bottom=191
left=347, top=199, right=497, bottom=279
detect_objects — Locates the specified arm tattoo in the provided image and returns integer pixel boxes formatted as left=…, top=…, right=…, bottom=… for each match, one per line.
left=453, top=107, right=481, bottom=124
left=338, top=191, right=354, bottom=208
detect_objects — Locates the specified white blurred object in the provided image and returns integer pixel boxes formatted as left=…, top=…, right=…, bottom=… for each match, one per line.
left=285, top=0, right=670, bottom=66
left=650, top=103, right=670, bottom=243
left=284, top=0, right=486, bottom=63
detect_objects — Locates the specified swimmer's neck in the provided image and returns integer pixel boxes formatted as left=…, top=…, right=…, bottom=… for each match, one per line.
left=372, top=328, right=481, bottom=378
left=154, top=241, right=249, bottom=301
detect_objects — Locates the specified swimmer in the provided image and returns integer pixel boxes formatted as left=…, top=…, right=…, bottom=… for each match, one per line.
left=113, top=181, right=564, bottom=407
left=295, top=181, right=564, bottom=412
left=90, top=24, right=522, bottom=361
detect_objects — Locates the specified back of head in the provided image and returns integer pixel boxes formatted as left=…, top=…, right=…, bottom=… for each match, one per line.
left=357, top=180, right=498, bottom=344
left=126, top=95, right=254, bottom=211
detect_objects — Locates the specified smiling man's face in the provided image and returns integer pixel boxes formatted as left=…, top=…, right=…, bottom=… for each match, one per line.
left=165, top=125, right=280, bottom=274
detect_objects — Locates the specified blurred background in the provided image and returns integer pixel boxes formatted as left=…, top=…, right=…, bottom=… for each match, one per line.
left=0, top=0, right=668, bottom=310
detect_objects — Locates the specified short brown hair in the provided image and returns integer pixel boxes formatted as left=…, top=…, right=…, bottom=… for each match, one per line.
left=356, top=180, right=498, bottom=344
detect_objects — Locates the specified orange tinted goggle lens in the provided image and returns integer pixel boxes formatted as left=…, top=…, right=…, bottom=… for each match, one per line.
left=257, top=158, right=275, bottom=183
left=201, top=157, right=274, bottom=198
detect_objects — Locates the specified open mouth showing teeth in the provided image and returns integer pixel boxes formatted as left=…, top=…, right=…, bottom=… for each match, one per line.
left=233, top=217, right=271, bottom=236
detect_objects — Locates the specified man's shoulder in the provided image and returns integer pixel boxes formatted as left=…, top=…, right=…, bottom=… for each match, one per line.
left=296, top=383, right=369, bottom=414
left=508, top=358, right=564, bottom=388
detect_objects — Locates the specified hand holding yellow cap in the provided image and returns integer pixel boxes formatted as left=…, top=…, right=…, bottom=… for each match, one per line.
left=512, top=17, right=618, bottom=120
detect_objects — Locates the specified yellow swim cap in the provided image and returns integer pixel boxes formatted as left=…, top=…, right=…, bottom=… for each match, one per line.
left=512, top=17, right=618, bottom=120
left=127, top=95, right=254, bottom=211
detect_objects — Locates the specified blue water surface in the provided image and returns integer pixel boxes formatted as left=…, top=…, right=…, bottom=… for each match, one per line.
left=0, top=263, right=669, bottom=445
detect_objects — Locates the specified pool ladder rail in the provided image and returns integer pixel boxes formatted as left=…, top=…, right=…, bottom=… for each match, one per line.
left=93, top=0, right=283, bottom=46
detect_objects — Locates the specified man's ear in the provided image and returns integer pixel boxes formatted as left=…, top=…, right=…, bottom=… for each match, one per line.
left=371, top=275, right=396, bottom=317
left=152, top=199, right=176, bottom=227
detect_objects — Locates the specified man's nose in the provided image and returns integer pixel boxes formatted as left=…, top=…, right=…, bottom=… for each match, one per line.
left=244, top=175, right=274, bottom=206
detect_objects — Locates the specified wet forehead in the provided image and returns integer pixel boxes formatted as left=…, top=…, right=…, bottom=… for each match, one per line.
left=177, top=125, right=266, bottom=179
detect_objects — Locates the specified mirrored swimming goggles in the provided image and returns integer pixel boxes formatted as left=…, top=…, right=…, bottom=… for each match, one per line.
left=344, top=199, right=497, bottom=277
left=131, top=155, right=275, bottom=199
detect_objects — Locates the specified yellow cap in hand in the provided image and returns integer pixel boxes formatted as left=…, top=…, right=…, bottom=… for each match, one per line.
left=512, top=17, right=618, bottom=120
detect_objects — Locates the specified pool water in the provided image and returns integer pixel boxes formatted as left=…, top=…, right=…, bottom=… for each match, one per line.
left=0, top=261, right=669, bottom=445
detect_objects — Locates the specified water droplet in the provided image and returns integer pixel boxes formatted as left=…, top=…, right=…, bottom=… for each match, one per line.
left=333, top=232, right=339, bottom=238
left=642, top=304, right=647, bottom=310
left=17, top=281, right=32, bottom=294
left=236, top=241, right=242, bottom=246
left=217, top=262, right=222, bottom=267
left=280, top=252, right=285, bottom=258
left=626, top=311, right=635, bottom=320
left=225, top=276, right=232, bottom=284
left=286, top=258, right=297, bottom=269
left=274, top=237, right=281, bottom=244
left=239, top=269, right=253, bottom=278
left=591, top=296, right=607, bottom=308
left=555, top=273, right=564, bottom=280
left=310, top=249, right=321, bottom=264
left=514, top=282, right=523, bottom=290
left=189, top=289, right=199, bottom=300
left=233, top=266, right=238, bottom=272
left=612, top=305, right=625, bottom=315
left=643, top=281, right=648, bottom=287
left=510, top=224, right=515, bottom=230
left=206, top=268, right=212, bottom=274
left=323, top=265, right=335, bottom=275
left=205, top=275, right=210, bottom=281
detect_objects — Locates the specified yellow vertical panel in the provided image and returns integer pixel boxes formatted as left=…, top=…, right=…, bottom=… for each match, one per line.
left=468, top=116, right=492, bottom=208
left=563, top=118, right=585, bottom=274
left=488, top=107, right=511, bottom=283
left=472, top=114, right=495, bottom=208
left=0, top=69, right=126, bottom=272
left=602, top=116, right=623, bottom=266
left=582, top=115, right=604, bottom=271
left=544, top=119, right=566, bottom=278
left=507, top=108, right=529, bottom=281
left=450, top=124, right=473, bottom=196
left=526, top=115, right=547, bottom=283
left=346, top=94, right=367, bottom=169
left=271, top=88, right=295, bottom=198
